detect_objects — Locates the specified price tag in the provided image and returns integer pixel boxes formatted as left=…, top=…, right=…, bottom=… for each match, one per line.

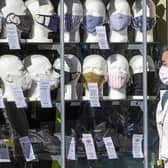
left=0, top=140, right=10, bottom=162
left=0, top=89, right=5, bottom=109
left=65, top=136, right=76, bottom=160
left=96, top=26, right=109, bottom=50
left=88, top=83, right=100, bottom=107
left=132, top=134, right=144, bottom=158
left=6, top=24, right=21, bottom=50
left=19, top=136, right=36, bottom=162
left=103, top=137, right=118, bottom=159
left=82, top=134, right=97, bottom=160
left=11, top=84, right=27, bottom=108
left=39, top=80, right=52, bottom=108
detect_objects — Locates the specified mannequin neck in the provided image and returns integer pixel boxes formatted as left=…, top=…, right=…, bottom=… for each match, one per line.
left=110, top=29, right=128, bottom=42
left=28, top=82, right=40, bottom=101
left=109, top=87, right=126, bottom=100
left=135, top=29, right=154, bottom=42
left=85, top=32, right=98, bottom=43
left=83, top=87, right=103, bottom=100
left=3, top=83, right=15, bottom=101
left=64, top=30, right=80, bottom=43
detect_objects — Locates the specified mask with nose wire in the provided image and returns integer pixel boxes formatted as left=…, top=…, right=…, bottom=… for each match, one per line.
left=109, top=13, right=131, bottom=31
left=83, top=15, right=103, bottom=33
left=132, top=15, right=155, bottom=32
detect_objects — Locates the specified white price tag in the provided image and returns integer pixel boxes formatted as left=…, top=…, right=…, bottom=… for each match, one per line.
left=103, top=137, right=118, bottom=159
left=39, top=80, right=52, bottom=108
left=11, top=84, right=27, bottom=108
left=132, top=134, right=144, bottom=158
left=19, top=136, right=36, bottom=162
left=6, top=24, right=21, bottom=50
left=96, top=26, right=109, bottom=50
left=0, top=140, right=10, bottom=162
left=82, top=134, right=97, bottom=160
left=88, top=83, right=100, bottom=107
left=0, top=89, right=5, bottom=109
left=65, top=136, right=76, bottom=160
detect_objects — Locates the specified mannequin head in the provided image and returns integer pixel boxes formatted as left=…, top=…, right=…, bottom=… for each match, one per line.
left=23, top=54, right=59, bottom=100
left=0, top=55, right=32, bottom=101
left=58, top=0, right=83, bottom=42
left=25, top=0, right=55, bottom=42
left=129, top=55, right=155, bottom=97
left=107, top=54, right=129, bottom=99
left=107, top=0, right=131, bottom=42
left=83, top=0, right=106, bottom=42
left=132, top=0, right=156, bottom=42
left=53, top=54, right=81, bottom=100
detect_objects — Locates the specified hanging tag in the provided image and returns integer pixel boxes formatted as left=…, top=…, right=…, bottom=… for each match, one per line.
left=39, top=80, right=52, bottom=108
left=132, top=134, right=144, bottom=158
left=11, top=84, right=27, bottom=108
left=19, top=136, right=36, bottom=162
left=103, top=137, right=118, bottom=159
left=0, top=140, right=10, bottom=162
left=6, top=24, right=21, bottom=50
left=0, top=16, right=2, bottom=32
left=0, top=89, right=5, bottom=109
left=88, top=83, right=100, bottom=107
left=65, top=136, right=76, bottom=160
left=82, top=134, right=97, bottom=160
left=96, top=26, right=109, bottom=50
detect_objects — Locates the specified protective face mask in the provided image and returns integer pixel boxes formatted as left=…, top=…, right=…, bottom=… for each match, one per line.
left=35, top=14, right=59, bottom=32
left=108, top=69, right=129, bottom=89
left=159, top=66, right=168, bottom=86
left=83, top=15, right=103, bottom=33
left=132, top=15, right=155, bottom=32
left=5, top=13, right=33, bottom=33
left=49, top=71, right=60, bottom=89
left=109, top=13, right=131, bottom=31
left=64, top=13, right=81, bottom=32
left=82, top=72, right=105, bottom=89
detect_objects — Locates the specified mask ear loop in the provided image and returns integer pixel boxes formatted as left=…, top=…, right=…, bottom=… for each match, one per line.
left=5, top=13, right=20, bottom=25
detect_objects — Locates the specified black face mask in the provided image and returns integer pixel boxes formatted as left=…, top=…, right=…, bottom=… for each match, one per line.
left=54, top=68, right=80, bottom=85
left=128, top=72, right=155, bottom=96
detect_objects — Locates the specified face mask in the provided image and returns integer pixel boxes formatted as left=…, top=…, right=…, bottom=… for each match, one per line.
left=64, top=13, right=81, bottom=32
left=159, top=66, right=168, bottom=86
left=82, top=72, right=105, bottom=89
left=83, top=15, right=103, bottom=33
left=35, top=14, right=59, bottom=32
left=108, top=69, right=129, bottom=89
left=132, top=15, right=155, bottom=32
left=5, top=13, right=33, bottom=33
left=109, top=13, right=131, bottom=31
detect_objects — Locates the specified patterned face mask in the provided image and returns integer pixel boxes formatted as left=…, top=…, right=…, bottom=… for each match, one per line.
left=132, top=15, right=155, bottom=32
left=109, top=13, right=131, bottom=31
left=83, top=15, right=103, bottom=33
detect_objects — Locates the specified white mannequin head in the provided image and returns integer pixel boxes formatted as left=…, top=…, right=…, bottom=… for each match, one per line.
left=84, top=0, right=106, bottom=43
left=82, top=54, right=107, bottom=99
left=107, top=54, right=129, bottom=99
left=0, top=55, right=32, bottom=101
left=23, top=54, right=59, bottom=101
left=132, top=0, right=156, bottom=42
left=58, top=0, right=83, bottom=43
left=53, top=54, right=81, bottom=100
left=25, top=0, right=55, bottom=42
left=129, top=54, right=155, bottom=98
left=107, top=0, right=131, bottom=42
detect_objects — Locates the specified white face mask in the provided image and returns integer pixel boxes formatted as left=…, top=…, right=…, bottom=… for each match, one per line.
left=159, top=66, right=168, bottom=85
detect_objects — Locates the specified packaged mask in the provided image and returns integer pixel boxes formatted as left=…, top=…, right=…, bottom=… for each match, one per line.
left=132, top=15, right=155, bottom=32
left=5, top=13, right=33, bottom=33
left=83, top=15, right=103, bottom=33
left=108, top=69, right=129, bottom=89
left=35, top=14, right=59, bottom=32
left=82, top=72, right=105, bottom=89
left=159, top=66, right=168, bottom=86
left=109, top=13, right=131, bottom=31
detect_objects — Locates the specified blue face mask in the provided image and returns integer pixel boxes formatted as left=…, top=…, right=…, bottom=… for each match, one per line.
left=64, top=13, right=81, bottom=32
left=132, top=15, right=155, bottom=32
left=83, top=15, right=103, bottom=33
left=109, top=13, right=131, bottom=31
